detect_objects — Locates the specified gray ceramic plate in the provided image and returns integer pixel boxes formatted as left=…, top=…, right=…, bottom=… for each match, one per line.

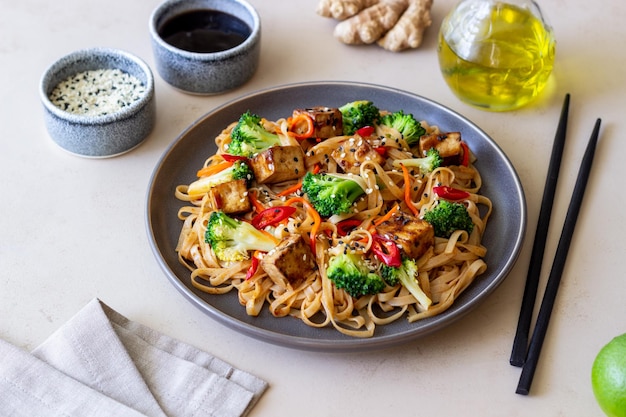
left=146, top=81, right=526, bottom=352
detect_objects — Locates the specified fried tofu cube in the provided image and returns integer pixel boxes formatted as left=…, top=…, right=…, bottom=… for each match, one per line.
left=261, top=234, right=317, bottom=288
left=419, top=132, right=463, bottom=164
left=376, top=212, right=434, bottom=259
left=210, top=179, right=251, bottom=214
left=331, top=137, right=385, bottom=174
left=292, top=107, right=343, bottom=139
left=250, top=145, right=306, bottom=184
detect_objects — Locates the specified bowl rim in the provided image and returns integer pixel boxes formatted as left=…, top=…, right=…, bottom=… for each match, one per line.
left=39, top=47, right=155, bottom=125
left=149, top=0, right=261, bottom=61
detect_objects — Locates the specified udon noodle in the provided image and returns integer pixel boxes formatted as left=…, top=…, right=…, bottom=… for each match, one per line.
left=174, top=105, right=492, bottom=337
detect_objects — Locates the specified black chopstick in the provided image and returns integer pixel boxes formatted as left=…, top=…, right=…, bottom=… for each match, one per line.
left=516, top=118, right=601, bottom=395
left=510, top=94, right=571, bottom=367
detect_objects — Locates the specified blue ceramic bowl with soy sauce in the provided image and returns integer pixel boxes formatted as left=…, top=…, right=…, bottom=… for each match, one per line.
left=149, top=0, right=261, bottom=95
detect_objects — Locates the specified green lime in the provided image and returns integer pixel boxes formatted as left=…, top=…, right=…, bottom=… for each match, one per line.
left=592, top=333, right=626, bottom=417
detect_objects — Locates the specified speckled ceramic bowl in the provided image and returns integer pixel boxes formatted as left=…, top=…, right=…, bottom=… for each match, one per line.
left=40, top=47, right=155, bottom=158
left=149, top=0, right=261, bottom=95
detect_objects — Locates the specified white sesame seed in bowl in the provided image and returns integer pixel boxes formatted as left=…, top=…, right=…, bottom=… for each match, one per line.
left=40, top=48, right=155, bottom=158
left=48, top=68, right=147, bottom=117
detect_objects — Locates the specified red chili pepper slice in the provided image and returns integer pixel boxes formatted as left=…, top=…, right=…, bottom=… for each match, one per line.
left=336, top=219, right=362, bottom=237
left=373, top=146, right=387, bottom=157
left=432, top=185, right=470, bottom=201
left=251, top=206, right=297, bottom=229
left=356, top=126, right=375, bottom=137
left=221, top=153, right=248, bottom=162
left=371, top=234, right=402, bottom=267
left=245, top=254, right=259, bottom=280
left=460, top=142, right=470, bottom=167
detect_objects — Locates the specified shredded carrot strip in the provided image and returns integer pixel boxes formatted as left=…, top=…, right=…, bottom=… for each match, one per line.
left=289, top=113, right=315, bottom=140
left=277, top=164, right=319, bottom=197
left=373, top=204, right=400, bottom=226
left=249, top=190, right=266, bottom=213
left=400, top=164, right=420, bottom=216
left=196, top=160, right=233, bottom=177
left=277, top=180, right=302, bottom=197
left=284, top=197, right=321, bottom=256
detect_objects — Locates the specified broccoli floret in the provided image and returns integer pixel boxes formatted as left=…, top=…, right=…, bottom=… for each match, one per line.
left=379, top=110, right=426, bottom=146
left=381, top=257, right=432, bottom=309
left=301, top=172, right=366, bottom=217
left=187, top=161, right=254, bottom=197
left=392, top=147, right=443, bottom=175
left=205, top=211, right=277, bottom=262
left=327, top=250, right=386, bottom=298
left=423, top=200, right=474, bottom=238
left=339, top=100, right=381, bottom=135
left=228, top=111, right=281, bottom=157
left=231, top=160, right=254, bottom=183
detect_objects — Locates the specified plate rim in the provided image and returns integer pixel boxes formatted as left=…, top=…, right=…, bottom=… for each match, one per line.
left=146, top=80, right=527, bottom=352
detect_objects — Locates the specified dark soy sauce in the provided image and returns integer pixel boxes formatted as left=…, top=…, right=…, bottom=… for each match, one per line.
left=159, top=10, right=251, bottom=53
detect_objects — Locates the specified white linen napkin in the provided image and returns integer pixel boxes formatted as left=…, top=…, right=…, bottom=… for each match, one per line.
left=0, top=298, right=268, bottom=417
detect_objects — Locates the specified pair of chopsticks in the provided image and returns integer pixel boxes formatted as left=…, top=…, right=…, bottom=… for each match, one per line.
left=510, top=93, right=602, bottom=395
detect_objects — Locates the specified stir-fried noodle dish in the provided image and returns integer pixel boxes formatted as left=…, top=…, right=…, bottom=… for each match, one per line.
left=175, top=101, right=492, bottom=337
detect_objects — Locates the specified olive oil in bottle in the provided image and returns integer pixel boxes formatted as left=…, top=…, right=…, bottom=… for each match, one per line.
left=438, top=0, right=556, bottom=111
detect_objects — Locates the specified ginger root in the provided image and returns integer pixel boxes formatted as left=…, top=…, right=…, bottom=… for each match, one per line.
left=317, top=0, right=433, bottom=52
left=333, top=0, right=409, bottom=44
left=316, top=0, right=380, bottom=20
left=377, top=0, right=432, bottom=51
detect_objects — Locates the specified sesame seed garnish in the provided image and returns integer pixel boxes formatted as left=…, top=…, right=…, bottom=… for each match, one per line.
left=48, top=68, right=145, bottom=116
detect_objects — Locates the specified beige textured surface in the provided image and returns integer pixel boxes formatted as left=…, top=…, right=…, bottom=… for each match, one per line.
left=1, top=0, right=624, bottom=415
